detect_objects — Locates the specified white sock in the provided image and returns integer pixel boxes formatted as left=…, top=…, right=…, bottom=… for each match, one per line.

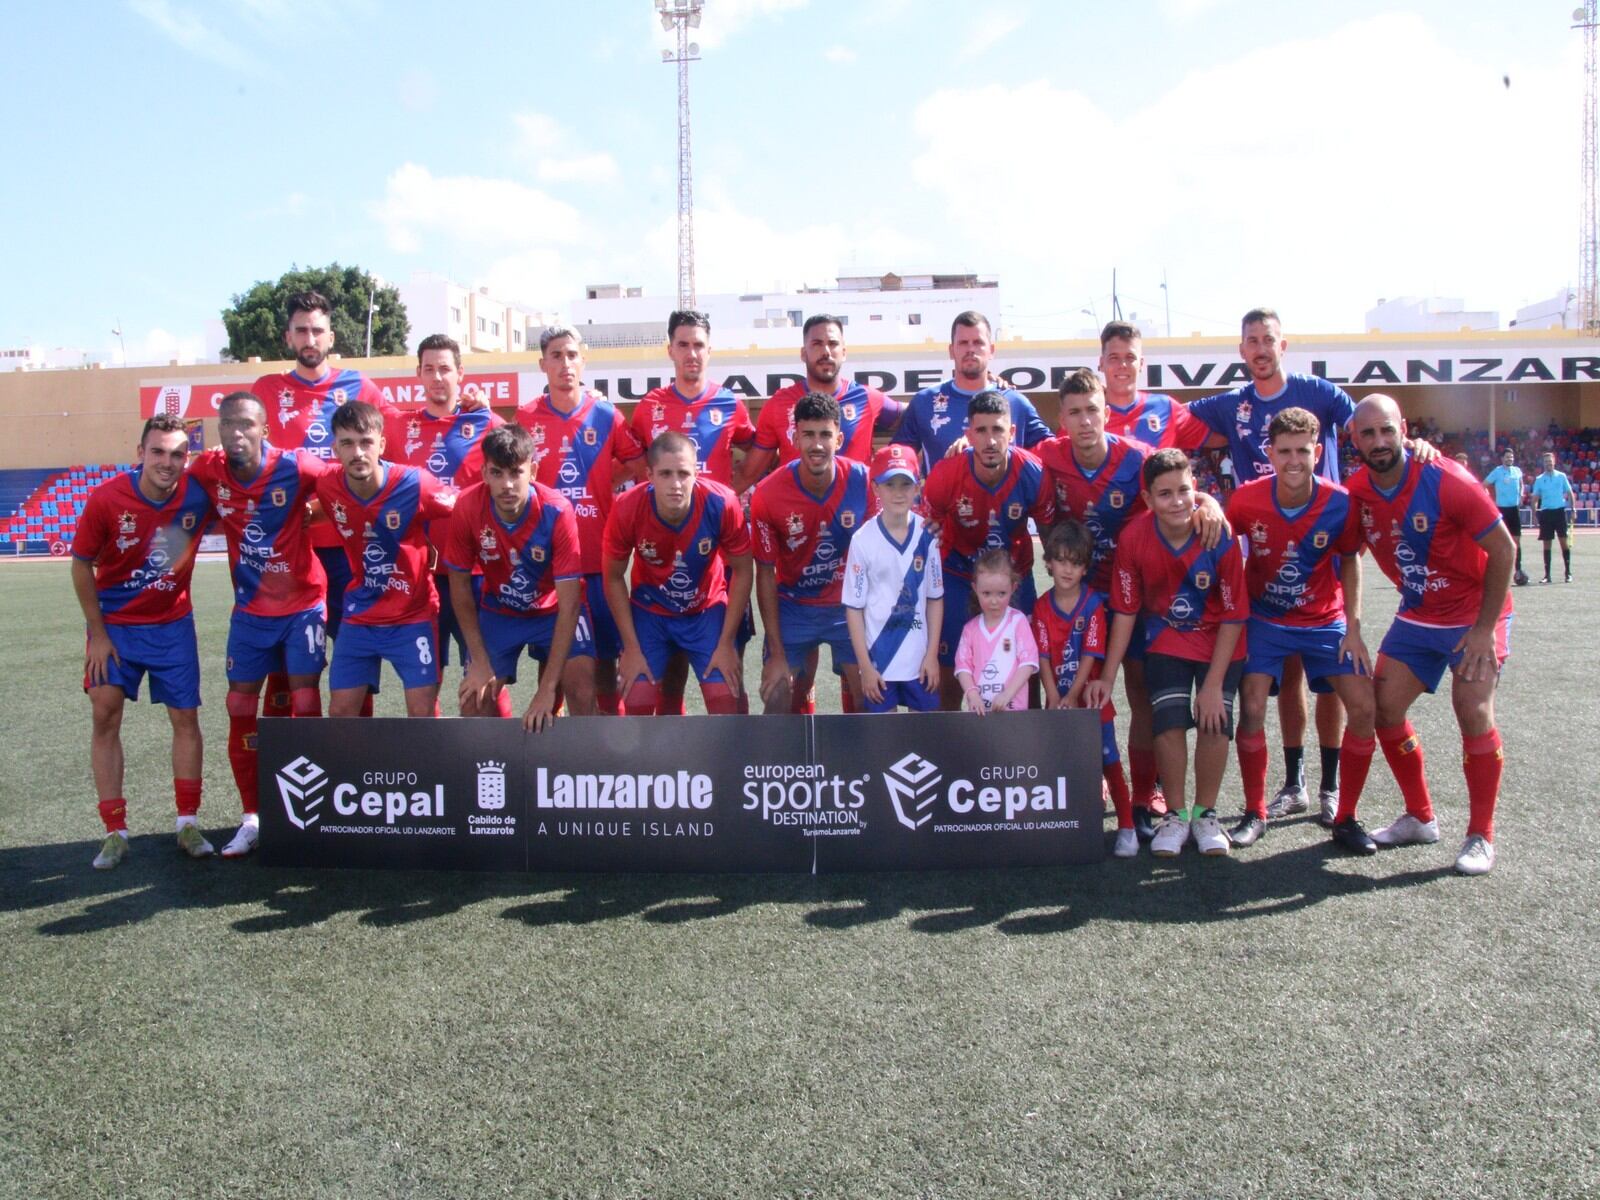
left=113, top=829, right=129, bottom=841
left=176, top=815, right=197, bottom=830
left=240, top=814, right=260, bottom=829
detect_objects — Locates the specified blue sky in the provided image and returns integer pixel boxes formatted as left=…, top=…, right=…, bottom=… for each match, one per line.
left=3, top=0, right=1585, bottom=362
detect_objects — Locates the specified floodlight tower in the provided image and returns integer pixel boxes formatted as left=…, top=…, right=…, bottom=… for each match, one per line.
left=658, top=0, right=703, bottom=311
left=1577, top=4, right=1599, bottom=333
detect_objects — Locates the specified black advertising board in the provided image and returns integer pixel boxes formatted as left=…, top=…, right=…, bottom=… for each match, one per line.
left=258, top=718, right=527, bottom=872
left=257, top=710, right=1104, bottom=873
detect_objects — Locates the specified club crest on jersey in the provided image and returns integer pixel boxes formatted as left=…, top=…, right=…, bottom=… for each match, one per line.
left=530, top=545, right=546, bottom=563
left=583, top=427, right=597, bottom=445
left=1193, top=571, right=1212, bottom=591
left=912, top=555, right=925, bottom=573
left=180, top=512, right=197, bottom=531
left=840, top=510, right=856, bottom=529
left=269, top=487, right=287, bottom=508
left=332, top=388, right=348, bottom=404
left=842, top=403, right=857, bottom=421
left=696, top=537, right=713, bottom=557
left=1411, top=513, right=1429, bottom=533
left=1145, top=414, right=1160, bottom=432
left=1312, top=530, right=1329, bottom=549
left=1007, top=502, right=1023, bottom=521
left=640, top=538, right=659, bottom=563
left=709, top=409, right=724, bottom=427
left=1109, top=490, right=1125, bottom=509
left=385, top=510, right=401, bottom=531
left=461, top=424, right=477, bottom=440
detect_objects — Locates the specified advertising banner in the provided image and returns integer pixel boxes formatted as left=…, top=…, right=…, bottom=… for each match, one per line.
left=257, top=711, right=1105, bottom=874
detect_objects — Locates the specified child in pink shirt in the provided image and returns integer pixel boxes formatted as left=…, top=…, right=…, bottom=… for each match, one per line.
left=954, top=548, right=1039, bottom=713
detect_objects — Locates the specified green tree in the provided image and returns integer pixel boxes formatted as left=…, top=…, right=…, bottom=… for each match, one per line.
left=221, top=263, right=409, bottom=362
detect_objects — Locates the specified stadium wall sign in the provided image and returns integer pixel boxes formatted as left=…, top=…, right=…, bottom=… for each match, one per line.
left=257, top=710, right=1105, bottom=873
left=138, top=348, right=1600, bottom=417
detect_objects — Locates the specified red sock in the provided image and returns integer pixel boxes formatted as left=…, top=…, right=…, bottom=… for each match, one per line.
left=432, top=696, right=441, bottom=718
left=1129, top=747, right=1158, bottom=808
left=290, top=687, right=322, bottom=717
left=495, top=688, right=515, bottom=718
left=837, top=684, right=854, bottom=715
left=1377, top=722, right=1433, bottom=822
left=624, top=679, right=661, bottom=716
left=359, top=693, right=374, bottom=718
left=702, top=682, right=738, bottom=715
left=1336, top=732, right=1376, bottom=824
left=595, top=685, right=620, bottom=716
left=1103, top=762, right=1132, bottom=828
left=1236, top=728, right=1270, bottom=819
left=657, top=685, right=686, bottom=717
left=98, top=797, right=127, bottom=834
left=261, top=672, right=292, bottom=717
left=225, top=692, right=260, bottom=815
left=174, top=778, right=202, bottom=818
left=1462, top=729, right=1503, bottom=840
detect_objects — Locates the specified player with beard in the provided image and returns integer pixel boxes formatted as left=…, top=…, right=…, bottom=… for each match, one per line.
left=1344, top=395, right=1514, bottom=875
left=892, top=311, right=1052, bottom=468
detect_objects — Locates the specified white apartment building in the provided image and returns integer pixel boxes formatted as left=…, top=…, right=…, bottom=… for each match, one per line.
left=398, top=271, right=561, bottom=356
left=1365, top=295, right=1500, bottom=333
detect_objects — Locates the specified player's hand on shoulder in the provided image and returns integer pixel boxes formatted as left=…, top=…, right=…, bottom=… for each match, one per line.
left=1408, top=438, right=1439, bottom=463
left=1192, top=492, right=1231, bottom=549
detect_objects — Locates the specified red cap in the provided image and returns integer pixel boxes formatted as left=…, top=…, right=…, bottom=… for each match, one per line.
left=871, top=444, right=920, bottom=483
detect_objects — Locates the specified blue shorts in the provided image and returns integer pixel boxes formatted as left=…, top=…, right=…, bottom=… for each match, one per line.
left=584, top=573, right=622, bottom=660
left=632, top=604, right=732, bottom=685
left=434, top=571, right=481, bottom=668
left=1378, top=613, right=1513, bottom=694
left=226, top=606, right=326, bottom=683
left=88, top=615, right=201, bottom=709
left=1244, top=617, right=1355, bottom=695
left=938, top=572, right=1038, bottom=665
left=773, top=597, right=855, bottom=673
left=329, top=620, right=440, bottom=692
left=862, top=677, right=942, bottom=713
left=477, top=607, right=596, bottom=683
left=315, top=546, right=352, bottom=640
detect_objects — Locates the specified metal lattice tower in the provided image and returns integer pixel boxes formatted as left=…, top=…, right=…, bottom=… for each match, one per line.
left=657, top=0, right=703, bottom=311
left=1580, top=2, right=1599, bottom=333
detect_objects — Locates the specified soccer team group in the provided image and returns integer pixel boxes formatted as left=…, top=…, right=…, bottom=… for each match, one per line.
left=73, top=294, right=1519, bottom=876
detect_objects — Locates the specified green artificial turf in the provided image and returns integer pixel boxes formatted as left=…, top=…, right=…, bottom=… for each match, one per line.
left=1, top=552, right=1596, bottom=1198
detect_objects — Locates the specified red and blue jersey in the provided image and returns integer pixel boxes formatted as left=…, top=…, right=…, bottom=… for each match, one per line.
left=922, top=448, right=1055, bottom=581
left=1032, top=588, right=1110, bottom=698
left=629, top=383, right=755, bottom=487
left=750, top=458, right=876, bottom=605
left=1111, top=511, right=1249, bottom=662
left=754, top=381, right=902, bottom=466
left=443, top=481, right=581, bottom=617
left=1345, top=454, right=1512, bottom=628
left=1104, top=392, right=1211, bottom=451
left=253, top=367, right=387, bottom=548
left=187, top=447, right=329, bottom=617
left=603, top=478, right=751, bottom=616
left=1035, top=432, right=1153, bottom=593
left=1186, top=374, right=1354, bottom=484
left=383, top=405, right=502, bottom=558
left=72, top=471, right=214, bottom=625
left=892, top=381, right=1052, bottom=466
left=515, top=390, right=645, bottom=574
left=312, top=464, right=455, bottom=627
left=1227, top=476, right=1364, bottom=627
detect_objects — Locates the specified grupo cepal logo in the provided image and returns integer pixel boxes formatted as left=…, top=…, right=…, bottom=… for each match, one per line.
left=276, top=755, right=449, bottom=836
left=881, top=751, right=1077, bottom=833
left=742, top=763, right=869, bottom=834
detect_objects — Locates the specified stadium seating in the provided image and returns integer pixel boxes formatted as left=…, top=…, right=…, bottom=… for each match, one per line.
left=2, top=465, right=127, bottom=556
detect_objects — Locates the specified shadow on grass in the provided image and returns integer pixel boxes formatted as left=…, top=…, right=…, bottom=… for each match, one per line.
left=0, top=822, right=1456, bottom=937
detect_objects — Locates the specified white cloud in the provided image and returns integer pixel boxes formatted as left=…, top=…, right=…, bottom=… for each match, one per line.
left=373, top=163, right=582, bottom=254
left=910, top=13, right=1578, bottom=335
left=537, top=153, right=621, bottom=185
left=138, top=326, right=207, bottom=366
left=1158, top=0, right=1234, bottom=23
left=514, top=111, right=563, bottom=153
left=824, top=45, right=857, bottom=64
left=128, top=0, right=258, bottom=72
